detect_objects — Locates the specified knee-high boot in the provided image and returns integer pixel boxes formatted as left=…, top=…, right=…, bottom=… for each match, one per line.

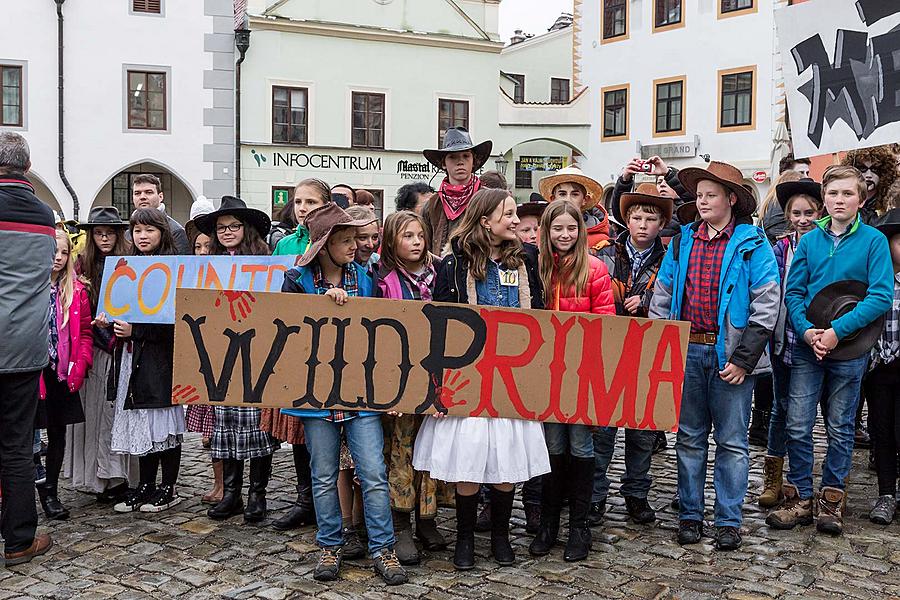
left=563, top=457, right=595, bottom=562
left=244, top=454, right=272, bottom=523
left=207, top=459, right=244, bottom=520
left=453, top=492, right=479, bottom=570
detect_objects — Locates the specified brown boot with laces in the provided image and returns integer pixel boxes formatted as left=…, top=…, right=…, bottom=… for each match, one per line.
left=313, top=547, right=343, bottom=582
left=816, top=487, right=846, bottom=535
left=758, top=456, right=784, bottom=508
left=373, top=548, right=408, bottom=585
left=766, top=484, right=812, bottom=530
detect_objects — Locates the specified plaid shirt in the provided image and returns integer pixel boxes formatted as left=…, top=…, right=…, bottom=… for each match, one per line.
left=625, top=238, right=654, bottom=285
left=682, top=220, right=735, bottom=334
left=872, top=272, right=900, bottom=367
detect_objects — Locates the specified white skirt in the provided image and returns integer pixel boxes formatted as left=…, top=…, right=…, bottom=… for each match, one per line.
left=412, top=416, right=550, bottom=484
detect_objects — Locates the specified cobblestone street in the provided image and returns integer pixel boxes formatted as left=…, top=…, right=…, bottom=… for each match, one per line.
left=2, top=428, right=898, bottom=600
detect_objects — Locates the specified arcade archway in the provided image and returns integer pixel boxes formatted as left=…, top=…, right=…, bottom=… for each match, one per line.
left=91, top=161, right=197, bottom=225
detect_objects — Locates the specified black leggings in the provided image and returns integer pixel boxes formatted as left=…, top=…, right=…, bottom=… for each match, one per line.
left=139, top=445, right=182, bottom=487
left=44, top=424, right=66, bottom=489
left=865, top=362, right=900, bottom=496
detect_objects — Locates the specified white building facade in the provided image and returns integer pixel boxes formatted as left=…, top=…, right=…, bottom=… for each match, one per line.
left=0, top=0, right=236, bottom=223
left=575, top=0, right=781, bottom=204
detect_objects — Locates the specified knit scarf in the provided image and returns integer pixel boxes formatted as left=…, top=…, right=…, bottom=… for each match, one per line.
left=439, top=175, right=480, bottom=221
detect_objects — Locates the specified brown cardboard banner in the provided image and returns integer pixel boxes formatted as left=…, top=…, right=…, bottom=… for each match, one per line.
left=172, top=288, right=690, bottom=430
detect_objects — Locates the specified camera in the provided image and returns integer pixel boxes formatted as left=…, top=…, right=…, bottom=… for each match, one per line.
left=637, top=160, right=652, bottom=173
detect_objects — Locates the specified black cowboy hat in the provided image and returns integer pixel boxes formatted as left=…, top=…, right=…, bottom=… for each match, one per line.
left=423, top=127, right=493, bottom=172
left=78, top=206, right=129, bottom=229
left=876, top=208, right=900, bottom=240
left=517, top=198, right=549, bottom=220
left=807, top=280, right=886, bottom=361
left=194, top=196, right=271, bottom=239
left=776, top=178, right=822, bottom=212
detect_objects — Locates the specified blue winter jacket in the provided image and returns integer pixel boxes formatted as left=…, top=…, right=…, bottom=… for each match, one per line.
left=279, top=262, right=379, bottom=420
left=649, top=221, right=780, bottom=373
left=784, top=215, right=893, bottom=341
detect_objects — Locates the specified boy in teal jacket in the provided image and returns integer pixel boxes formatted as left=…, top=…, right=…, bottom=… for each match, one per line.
left=773, top=166, right=893, bottom=535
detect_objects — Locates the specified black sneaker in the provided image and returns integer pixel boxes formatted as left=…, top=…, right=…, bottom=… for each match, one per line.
left=677, top=520, right=702, bottom=545
left=341, top=526, right=365, bottom=560
left=624, top=496, right=656, bottom=524
left=715, top=526, right=742, bottom=551
left=587, top=500, right=606, bottom=527
left=313, top=547, right=343, bottom=582
left=373, top=549, right=408, bottom=586
left=114, top=483, right=156, bottom=513
left=139, top=484, right=182, bottom=513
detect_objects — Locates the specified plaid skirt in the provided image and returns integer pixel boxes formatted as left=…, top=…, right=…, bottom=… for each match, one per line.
left=211, top=407, right=280, bottom=460
left=186, top=405, right=215, bottom=438
left=259, top=409, right=305, bottom=444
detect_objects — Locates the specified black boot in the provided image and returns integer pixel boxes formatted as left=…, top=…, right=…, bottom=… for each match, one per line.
left=453, top=492, right=479, bottom=570
left=272, top=445, right=316, bottom=531
left=748, top=409, right=770, bottom=448
left=37, top=483, right=69, bottom=520
left=244, top=454, right=272, bottom=523
left=207, top=459, right=244, bottom=520
left=563, top=457, right=594, bottom=562
left=490, top=488, right=516, bottom=566
left=530, top=454, right=566, bottom=556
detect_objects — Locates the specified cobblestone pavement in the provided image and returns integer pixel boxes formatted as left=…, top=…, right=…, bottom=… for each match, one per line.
left=2, top=426, right=898, bottom=600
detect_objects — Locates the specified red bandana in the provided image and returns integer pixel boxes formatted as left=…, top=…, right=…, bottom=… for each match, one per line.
left=439, top=176, right=480, bottom=221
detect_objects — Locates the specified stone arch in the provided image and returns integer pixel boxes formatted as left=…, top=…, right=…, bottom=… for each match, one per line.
left=90, top=159, right=199, bottom=225
left=28, top=170, right=64, bottom=218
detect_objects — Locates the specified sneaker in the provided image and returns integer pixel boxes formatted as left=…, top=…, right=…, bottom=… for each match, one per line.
left=715, top=526, right=742, bottom=551
left=34, top=462, right=47, bottom=485
left=766, top=484, right=813, bottom=530
left=341, top=526, right=365, bottom=560
left=373, top=549, right=408, bottom=586
left=869, top=495, right=895, bottom=525
left=624, top=496, right=656, bottom=524
left=139, top=485, right=182, bottom=513
left=313, top=547, right=343, bottom=582
left=677, top=520, right=702, bottom=545
left=587, top=500, right=606, bottom=527
left=114, top=483, right=156, bottom=513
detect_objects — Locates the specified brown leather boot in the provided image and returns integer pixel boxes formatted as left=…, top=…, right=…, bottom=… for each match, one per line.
left=758, top=456, right=784, bottom=508
left=816, top=487, right=845, bottom=535
left=766, top=484, right=813, bottom=530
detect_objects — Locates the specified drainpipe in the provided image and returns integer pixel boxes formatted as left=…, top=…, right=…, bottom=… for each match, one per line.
left=234, top=24, right=251, bottom=197
left=55, top=0, right=79, bottom=218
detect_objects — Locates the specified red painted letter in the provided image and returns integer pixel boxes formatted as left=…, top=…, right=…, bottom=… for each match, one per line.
left=538, top=315, right=576, bottom=422
left=639, top=324, right=685, bottom=431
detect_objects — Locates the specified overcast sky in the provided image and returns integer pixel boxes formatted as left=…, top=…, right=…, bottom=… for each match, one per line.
left=498, top=0, right=574, bottom=45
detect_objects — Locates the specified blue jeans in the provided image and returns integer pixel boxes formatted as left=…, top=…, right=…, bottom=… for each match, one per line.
left=302, top=416, right=394, bottom=556
left=677, top=343, right=756, bottom=527
left=767, top=354, right=790, bottom=458
left=784, top=344, right=867, bottom=500
left=33, top=430, right=41, bottom=455
left=544, top=423, right=593, bottom=458
left=592, top=427, right=655, bottom=501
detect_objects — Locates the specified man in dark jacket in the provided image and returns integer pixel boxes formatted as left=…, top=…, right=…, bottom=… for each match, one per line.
left=131, top=173, right=190, bottom=254
left=0, top=131, right=55, bottom=564
left=609, top=156, right=694, bottom=239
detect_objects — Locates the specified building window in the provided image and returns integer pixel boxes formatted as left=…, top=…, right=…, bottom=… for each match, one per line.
left=272, top=186, right=293, bottom=220
left=127, top=70, right=166, bottom=130
left=654, top=77, right=685, bottom=136
left=438, top=99, right=469, bottom=146
left=508, top=74, right=525, bottom=103
left=515, top=162, right=532, bottom=189
left=654, top=0, right=683, bottom=30
left=602, top=0, right=628, bottom=41
left=719, top=0, right=756, bottom=18
left=601, top=85, right=629, bottom=140
left=550, top=78, right=570, bottom=104
left=132, top=0, right=161, bottom=13
left=351, top=92, right=385, bottom=149
left=1, top=65, right=23, bottom=127
left=111, top=171, right=166, bottom=216
left=272, top=86, right=308, bottom=145
left=719, top=67, right=756, bottom=131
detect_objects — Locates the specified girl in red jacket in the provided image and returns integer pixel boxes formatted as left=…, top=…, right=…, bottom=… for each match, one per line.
left=37, top=229, right=93, bottom=520
left=530, top=199, right=614, bottom=562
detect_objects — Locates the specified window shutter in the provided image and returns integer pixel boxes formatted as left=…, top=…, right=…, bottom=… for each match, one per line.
left=133, top=0, right=161, bottom=14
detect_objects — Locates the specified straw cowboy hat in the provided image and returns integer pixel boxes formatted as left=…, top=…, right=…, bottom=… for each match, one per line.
left=423, top=127, right=493, bottom=172
left=538, top=166, right=603, bottom=212
left=677, top=161, right=756, bottom=218
left=776, top=178, right=822, bottom=212
left=194, top=196, right=271, bottom=239
left=619, top=182, right=674, bottom=224
left=78, top=206, right=128, bottom=229
left=807, top=280, right=886, bottom=361
left=297, top=203, right=375, bottom=267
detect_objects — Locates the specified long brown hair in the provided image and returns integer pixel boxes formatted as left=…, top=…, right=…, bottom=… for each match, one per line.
left=130, top=208, right=177, bottom=256
left=450, top=188, right=523, bottom=281
left=79, top=222, right=130, bottom=309
left=210, top=215, right=271, bottom=256
left=539, top=199, right=590, bottom=303
left=380, top=210, right=432, bottom=273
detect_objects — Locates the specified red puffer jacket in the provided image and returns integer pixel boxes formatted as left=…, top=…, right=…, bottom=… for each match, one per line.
left=551, top=254, right=615, bottom=315
left=40, top=279, right=94, bottom=398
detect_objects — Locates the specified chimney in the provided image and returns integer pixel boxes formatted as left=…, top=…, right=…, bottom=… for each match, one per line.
left=549, top=12, right=573, bottom=31
left=510, top=29, right=527, bottom=44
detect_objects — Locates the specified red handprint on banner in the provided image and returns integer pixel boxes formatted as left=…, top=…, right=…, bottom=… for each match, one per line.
left=431, top=370, right=470, bottom=412
left=215, top=291, right=256, bottom=322
left=171, top=384, right=200, bottom=404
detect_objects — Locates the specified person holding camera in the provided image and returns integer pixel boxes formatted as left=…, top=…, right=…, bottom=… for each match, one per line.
left=610, top=156, right=694, bottom=239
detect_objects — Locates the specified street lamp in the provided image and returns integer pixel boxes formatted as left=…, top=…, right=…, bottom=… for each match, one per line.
left=494, top=156, right=509, bottom=176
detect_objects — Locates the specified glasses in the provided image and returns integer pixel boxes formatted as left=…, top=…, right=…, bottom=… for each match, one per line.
left=216, top=223, right=244, bottom=234
left=93, top=231, right=116, bottom=239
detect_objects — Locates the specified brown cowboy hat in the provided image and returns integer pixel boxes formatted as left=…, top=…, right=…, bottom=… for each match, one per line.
left=619, top=183, right=674, bottom=224
left=517, top=194, right=549, bottom=220
left=538, top=166, right=603, bottom=212
left=676, top=201, right=699, bottom=224
left=423, top=127, right=493, bottom=172
left=297, top=203, right=375, bottom=267
left=807, top=280, right=886, bottom=361
left=677, top=161, right=756, bottom=218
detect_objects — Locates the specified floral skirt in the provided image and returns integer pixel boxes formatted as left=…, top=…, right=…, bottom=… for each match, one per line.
left=260, top=409, right=305, bottom=444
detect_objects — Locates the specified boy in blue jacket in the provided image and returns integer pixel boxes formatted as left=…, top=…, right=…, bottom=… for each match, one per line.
left=771, top=166, right=893, bottom=535
left=649, top=161, right=779, bottom=552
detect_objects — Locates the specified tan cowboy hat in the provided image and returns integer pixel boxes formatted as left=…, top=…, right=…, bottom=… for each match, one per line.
left=538, top=166, right=603, bottom=212
left=619, top=183, right=674, bottom=224
left=297, top=203, right=375, bottom=267
left=677, top=161, right=756, bottom=218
